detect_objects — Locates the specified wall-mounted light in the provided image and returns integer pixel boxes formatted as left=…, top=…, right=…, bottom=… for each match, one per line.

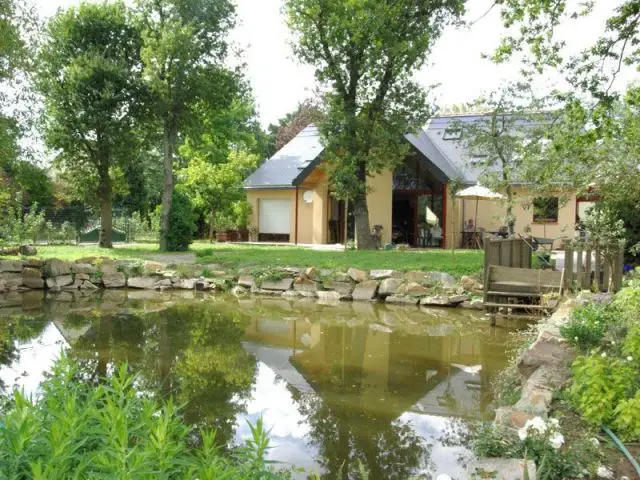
left=303, top=190, right=313, bottom=204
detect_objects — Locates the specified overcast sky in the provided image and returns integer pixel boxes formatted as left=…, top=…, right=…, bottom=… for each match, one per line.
left=34, top=0, right=639, bottom=127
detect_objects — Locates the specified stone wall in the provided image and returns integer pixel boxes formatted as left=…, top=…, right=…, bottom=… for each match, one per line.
left=0, top=258, right=485, bottom=309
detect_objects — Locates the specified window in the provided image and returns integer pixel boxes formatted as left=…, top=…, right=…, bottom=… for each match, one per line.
left=533, top=197, right=559, bottom=223
left=442, top=128, right=462, bottom=140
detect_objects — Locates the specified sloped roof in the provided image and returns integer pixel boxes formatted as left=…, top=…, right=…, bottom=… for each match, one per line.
left=244, top=124, right=324, bottom=189
left=244, top=114, right=539, bottom=189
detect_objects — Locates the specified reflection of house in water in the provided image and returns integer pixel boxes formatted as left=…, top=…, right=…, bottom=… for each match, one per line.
left=242, top=312, right=503, bottom=420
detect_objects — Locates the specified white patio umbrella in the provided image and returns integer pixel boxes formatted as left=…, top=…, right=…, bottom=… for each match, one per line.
left=456, top=184, right=504, bottom=234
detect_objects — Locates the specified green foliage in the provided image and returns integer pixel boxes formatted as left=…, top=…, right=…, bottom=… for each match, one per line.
left=561, top=304, right=613, bottom=353
left=0, top=355, right=281, bottom=479
left=0, top=192, right=47, bottom=245
left=166, top=191, right=196, bottom=252
left=285, top=0, right=464, bottom=247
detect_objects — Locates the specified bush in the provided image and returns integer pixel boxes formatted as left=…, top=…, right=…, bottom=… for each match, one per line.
left=0, top=355, right=283, bottom=479
left=560, top=304, right=614, bottom=353
left=166, top=191, right=196, bottom=251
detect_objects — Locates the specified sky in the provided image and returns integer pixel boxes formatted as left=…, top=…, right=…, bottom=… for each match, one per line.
left=34, top=0, right=640, bottom=128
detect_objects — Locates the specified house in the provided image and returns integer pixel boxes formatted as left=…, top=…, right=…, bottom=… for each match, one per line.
left=244, top=115, right=595, bottom=248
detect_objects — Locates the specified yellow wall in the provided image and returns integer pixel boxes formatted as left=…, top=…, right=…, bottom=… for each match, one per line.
left=454, top=187, right=578, bottom=248
left=366, top=170, right=393, bottom=245
left=246, top=189, right=296, bottom=240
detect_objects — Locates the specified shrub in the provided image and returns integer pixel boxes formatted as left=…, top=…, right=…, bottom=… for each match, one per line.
left=560, top=304, right=614, bottom=353
left=0, top=355, right=283, bottom=479
left=166, top=191, right=196, bottom=252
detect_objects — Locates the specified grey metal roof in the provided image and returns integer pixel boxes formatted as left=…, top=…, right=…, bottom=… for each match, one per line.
left=244, top=124, right=323, bottom=189
left=244, top=114, right=538, bottom=189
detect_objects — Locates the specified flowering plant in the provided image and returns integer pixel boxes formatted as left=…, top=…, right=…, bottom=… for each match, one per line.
left=518, top=417, right=564, bottom=450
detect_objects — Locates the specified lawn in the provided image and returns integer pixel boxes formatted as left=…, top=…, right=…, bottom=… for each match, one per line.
left=1, top=242, right=484, bottom=277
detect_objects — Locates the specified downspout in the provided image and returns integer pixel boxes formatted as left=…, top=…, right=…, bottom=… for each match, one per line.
left=442, top=184, right=448, bottom=249
left=294, top=186, right=299, bottom=245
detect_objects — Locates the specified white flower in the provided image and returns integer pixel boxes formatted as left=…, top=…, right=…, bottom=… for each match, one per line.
left=591, top=437, right=600, bottom=447
left=525, top=416, right=548, bottom=435
left=549, top=418, right=560, bottom=427
left=518, top=427, right=528, bottom=441
left=549, top=432, right=565, bottom=450
left=596, top=465, right=614, bottom=479
left=627, top=356, right=634, bottom=362
left=601, top=352, right=607, bottom=358
left=436, top=475, right=452, bottom=480
left=611, top=341, right=616, bottom=345
left=574, top=336, right=579, bottom=341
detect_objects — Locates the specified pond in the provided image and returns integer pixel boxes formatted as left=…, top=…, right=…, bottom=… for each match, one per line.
left=0, top=291, right=522, bottom=478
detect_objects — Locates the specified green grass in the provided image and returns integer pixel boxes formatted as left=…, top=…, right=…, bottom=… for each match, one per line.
left=1, top=242, right=484, bottom=277
left=196, top=244, right=483, bottom=277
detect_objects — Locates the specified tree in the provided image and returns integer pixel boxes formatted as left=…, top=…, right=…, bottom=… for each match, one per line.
left=37, top=2, right=145, bottom=248
left=134, top=0, right=239, bottom=251
left=285, top=0, right=464, bottom=249
left=456, top=84, right=551, bottom=235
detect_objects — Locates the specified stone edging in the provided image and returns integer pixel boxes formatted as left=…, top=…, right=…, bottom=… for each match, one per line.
left=0, top=258, right=485, bottom=309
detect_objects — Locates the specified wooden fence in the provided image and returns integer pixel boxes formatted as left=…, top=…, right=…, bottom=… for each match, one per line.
left=563, top=242, right=625, bottom=293
left=483, top=237, right=533, bottom=272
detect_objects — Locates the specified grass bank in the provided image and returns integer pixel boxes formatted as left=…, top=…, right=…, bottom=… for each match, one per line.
left=1, top=242, right=484, bottom=277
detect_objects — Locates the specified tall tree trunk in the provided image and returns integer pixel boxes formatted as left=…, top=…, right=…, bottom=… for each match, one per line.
left=160, top=119, right=177, bottom=251
left=352, top=163, right=377, bottom=249
left=98, top=152, right=113, bottom=249
left=505, top=184, right=515, bottom=235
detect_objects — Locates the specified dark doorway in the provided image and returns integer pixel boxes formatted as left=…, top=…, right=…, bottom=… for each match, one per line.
left=392, top=194, right=416, bottom=245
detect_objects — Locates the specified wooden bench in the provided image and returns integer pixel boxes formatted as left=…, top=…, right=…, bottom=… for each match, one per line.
left=483, top=265, right=564, bottom=315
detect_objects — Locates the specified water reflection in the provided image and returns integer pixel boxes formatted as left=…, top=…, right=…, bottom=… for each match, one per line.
left=0, top=292, right=519, bottom=478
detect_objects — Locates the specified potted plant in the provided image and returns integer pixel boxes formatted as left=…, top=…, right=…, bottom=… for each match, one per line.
left=233, top=201, right=252, bottom=242
left=248, top=224, right=259, bottom=242
left=213, top=216, right=235, bottom=242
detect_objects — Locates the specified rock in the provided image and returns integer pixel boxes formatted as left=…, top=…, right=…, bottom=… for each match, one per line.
left=494, top=407, right=539, bottom=429
left=0, top=260, right=23, bottom=273
left=143, top=261, right=165, bottom=274
left=293, top=276, right=318, bottom=294
left=596, top=466, right=614, bottom=479
left=281, top=290, right=300, bottom=299
left=282, top=267, right=302, bottom=275
left=81, top=280, right=99, bottom=290
left=128, top=276, right=161, bottom=289
left=369, top=323, right=392, bottom=333
left=155, top=278, right=172, bottom=289
left=22, top=267, right=44, bottom=289
left=404, top=271, right=426, bottom=283
left=420, top=295, right=452, bottom=306
left=369, top=269, right=395, bottom=280
left=102, top=272, right=126, bottom=288
left=231, top=285, right=249, bottom=297
left=447, top=295, right=468, bottom=305
left=73, top=263, right=97, bottom=275
left=460, top=275, right=480, bottom=292
left=385, top=295, right=419, bottom=305
left=176, top=278, right=197, bottom=290
left=424, top=271, right=456, bottom=287
left=352, top=280, right=379, bottom=301
left=0, top=272, right=24, bottom=288
left=332, top=271, right=351, bottom=282
left=468, top=458, right=536, bottom=480
left=304, top=267, right=317, bottom=279
left=250, top=287, right=285, bottom=296
left=317, top=290, right=341, bottom=303
left=518, top=327, right=576, bottom=378
left=63, top=279, right=84, bottom=290
left=378, top=278, right=403, bottom=297
left=46, top=274, right=74, bottom=289
left=237, top=275, right=255, bottom=288
left=261, top=278, right=294, bottom=291
left=19, top=245, right=37, bottom=256
left=195, top=279, right=210, bottom=291
left=323, top=280, right=354, bottom=297
left=462, top=298, right=484, bottom=310
left=347, top=267, right=368, bottom=283
left=403, top=282, right=431, bottom=297
left=23, top=258, right=43, bottom=268
left=45, top=259, right=72, bottom=277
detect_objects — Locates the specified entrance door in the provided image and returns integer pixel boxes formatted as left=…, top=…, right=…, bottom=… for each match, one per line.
left=258, top=199, right=291, bottom=242
left=392, top=194, right=417, bottom=245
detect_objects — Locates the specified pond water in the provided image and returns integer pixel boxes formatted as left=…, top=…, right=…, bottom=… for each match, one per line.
left=0, top=291, right=522, bottom=478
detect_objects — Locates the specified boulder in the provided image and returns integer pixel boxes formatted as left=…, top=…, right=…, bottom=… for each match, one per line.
left=19, top=245, right=37, bottom=256
left=447, top=295, right=468, bottom=305
left=304, top=267, right=317, bottom=279
left=494, top=407, right=539, bottom=429
left=45, top=259, right=72, bottom=277
left=155, top=278, right=172, bottom=289
left=46, top=275, right=74, bottom=289
left=97, top=260, right=118, bottom=275
left=102, top=272, right=126, bottom=288
left=128, top=276, right=161, bottom=289
left=404, top=271, right=427, bottom=283
left=369, top=269, right=395, bottom=280
left=231, top=285, right=249, bottom=297
left=424, top=271, right=456, bottom=287
left=420, top=295, right=452, bottom=307
left=460, top=275, right=481, bottom=292
left=352, top=280, right=379, bottom=301
left=0, top=260, right=23, bottom=273
left=176, top=278, right=197, bottom=290
left=73, top=263, right=97, bottom=275
left=461, top=299, right=484, bottom=310
left=317, top=290, right=342, bottom=303
left=261, top=278, right=294, bottom=291
left=385, top=295, right=419, bottom=306
left=1, top=272, right=24, bottom=288
left=293, top=277, right=318, bottom=294
left=518, top=327, right=575, bottom=378
left=281, top=290, right=300, bottom=299
left=323, top=280, right=354, bottom=297
left=347, top=267, right=368, bottom=283
left=403, top=282, right=431, bottom=297
left=22, top=267, right=44, bottom=289
left=237, top=275, right=255, bottom=288
left=81, top=280, right=99, bottom=290
left=378, top=278, right=403, bottom=297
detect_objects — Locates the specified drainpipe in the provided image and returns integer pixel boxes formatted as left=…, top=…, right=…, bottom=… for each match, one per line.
left=294, top=186, right=299, bottom=245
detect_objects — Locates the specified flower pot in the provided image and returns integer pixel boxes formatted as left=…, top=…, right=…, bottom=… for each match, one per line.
left=237, top=229, right=249, bottom=242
